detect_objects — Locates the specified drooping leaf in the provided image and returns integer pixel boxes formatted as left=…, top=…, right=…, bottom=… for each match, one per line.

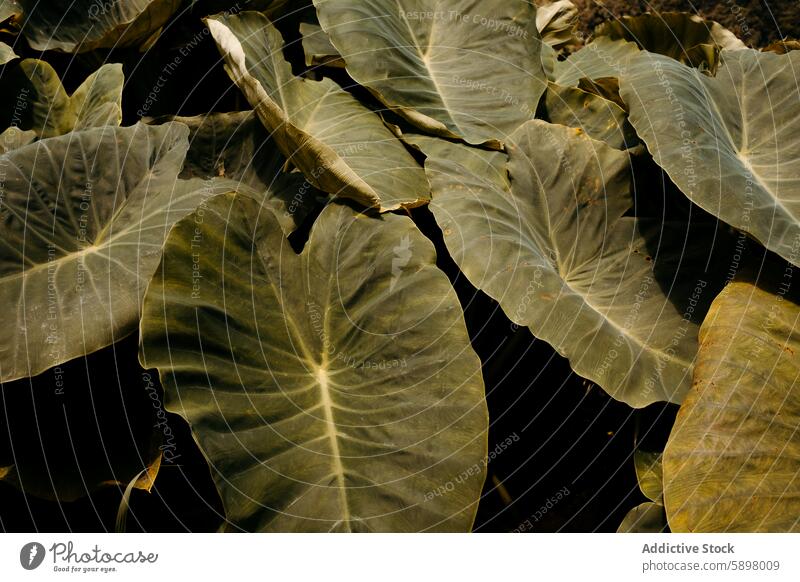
left=18, top=0, right=180, bottom=52
left=300, top=22, right=344, bottom=69
left=596, top=12, right=746, bottom=65
left=206, top=11, right=429, bottom=211
left=0, top=40, right=16, bottom=64
left=544, top=83, right=636, bottom=149
left=17, top=60, right=123, bottom=139
left=536, top=0, right=580, bottom=53
left=0, top=122, right=237, bottom=382
left=663, top=280, right=800, bottom=532
left=312, top=0, right=547, bottom=147
left=148, top=111, right=322, bottom=233
left=617, top=502, right=668, bottom=533
left=634, top=449, right=663, bottom=504
left=550, top=37, right=638, bottom=87
left=411, top=121, right=723, bottom=408
left=139, top=192, right=488, bottom=532
left=621, top=49, right=800, bottom=269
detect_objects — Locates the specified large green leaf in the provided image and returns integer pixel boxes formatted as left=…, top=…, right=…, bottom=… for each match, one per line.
left=621, top=49, right=800, bottom=268
left=149, top=111, right=322, bottom=233
left=139, top=193, right=488, bottom=532
left=0, top=122, right=236, bottom=382
left=17, top=60, right=123, bottom=139
left=412, top=121, right=720, bottom=407
left=663, top=280, right=800, bottom=532
left=312, top=0, right=547, bottom=147
left=206, top=11, right=429, bottom=211
left=596, top=12, right=746, bottom=65
left=19, top=0, right=180, bottom=52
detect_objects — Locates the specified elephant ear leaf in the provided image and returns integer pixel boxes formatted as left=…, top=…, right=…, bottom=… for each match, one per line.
left=139, top=193, right=488, bottom=532
left=206, top=11, right=429, bottom=211
left=0, top=122, right=234, bottom=382
left=412, top=122, right=722, bottom=408
left=312, top=0, right=547, bottom=147
left=622, top=49, right=800, bottom=268
left=18, top=59, right=123, bottom=139
left=18, top=0, right=180, bottom=52
left=663, top=280, right=800, bottom=532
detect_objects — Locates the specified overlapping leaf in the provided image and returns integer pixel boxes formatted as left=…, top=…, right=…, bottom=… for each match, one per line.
left=412, top=121, right=720, bottom=407
left=549, top=37, right=639, bottom=87
left=206, top=11, right=428, bottom=211
left=621, top=49, right=800, bottom=268
left=0, top=122, right=236, bottom=382
left=664, top=280, right=800, bottom=532
left=18, top=0, right=180, bottom=52
left=536, top=0, right=580, bottom=52
left=313, top=0, right=546, bottom=147
left=544, top=83, right=636, bottom=149
left=140, top=193, right=488, bottom=532
left=597, top=12, right=746, bottom=66
left=17, top=60, right=123, bottom=139
left=149, top=110, right=322, bottom=233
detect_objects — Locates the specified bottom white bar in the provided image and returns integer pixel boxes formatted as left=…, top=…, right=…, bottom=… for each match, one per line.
left=1, top=533, right=798, bottom=581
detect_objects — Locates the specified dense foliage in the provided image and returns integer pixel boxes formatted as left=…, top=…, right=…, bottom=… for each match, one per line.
left=1, top=0, right=798, bottom=532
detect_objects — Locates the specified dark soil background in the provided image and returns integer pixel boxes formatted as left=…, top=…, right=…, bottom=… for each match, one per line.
left=574, top=0, right=799, bottom=46
left=0, top=0, right=793, bottom=533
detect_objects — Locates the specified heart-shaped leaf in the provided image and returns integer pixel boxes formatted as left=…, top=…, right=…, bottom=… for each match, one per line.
left=0, top=122, right=235, bottom=382
left=412, top=121, right=723, bottom=407
left=140, top=193, right=488, bottom=532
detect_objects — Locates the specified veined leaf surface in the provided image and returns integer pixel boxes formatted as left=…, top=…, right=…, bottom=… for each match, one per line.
left=621, top=49, right=800, bottom=268
left=313, top=0, right=546, bottom=147
left=664, top=280, right=800, bottom=532
left=206, top=11, right=429, bottom=211
left=140, top=193, right=488, bottom=532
